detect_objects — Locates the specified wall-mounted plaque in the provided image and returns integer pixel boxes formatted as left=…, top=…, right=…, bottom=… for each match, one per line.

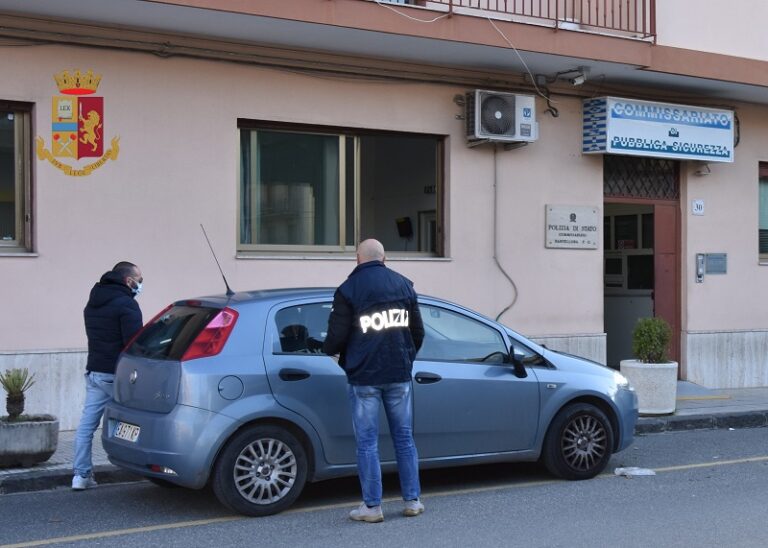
left=705, top=253, right=727, bottom=274
left=546, top=205, right=599, bottom=249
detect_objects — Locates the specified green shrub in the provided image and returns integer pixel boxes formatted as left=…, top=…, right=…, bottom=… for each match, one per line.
left=0, top=368, right=35, bottom=396
left=0, top=368, right=36, bottom=420
left=632, top=317, right=672, bottom=363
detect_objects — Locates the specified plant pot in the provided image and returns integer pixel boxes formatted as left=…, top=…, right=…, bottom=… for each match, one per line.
left=620, top=360, right=678, bottom=415
left=0, top=415, right=59, bottom=468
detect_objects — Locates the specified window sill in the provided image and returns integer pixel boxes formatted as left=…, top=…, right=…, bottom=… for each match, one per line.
left=0, top=251, right=38, bottom=257
left=236, top=253, right=451, bottom=262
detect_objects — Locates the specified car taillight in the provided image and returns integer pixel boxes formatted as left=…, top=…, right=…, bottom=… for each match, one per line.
left=122, top=303, right=174, bottom=352
left=181, top=307, right=239, bottom=362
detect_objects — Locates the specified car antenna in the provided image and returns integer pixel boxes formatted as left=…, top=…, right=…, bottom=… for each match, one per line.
left=200, top=224, right=235, bottom=296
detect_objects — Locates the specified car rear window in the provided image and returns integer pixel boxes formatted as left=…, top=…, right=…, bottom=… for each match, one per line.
left=125, top=305, right=220, bottom=360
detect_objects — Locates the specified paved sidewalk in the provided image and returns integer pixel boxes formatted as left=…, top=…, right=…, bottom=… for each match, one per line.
left=0, top=428, right=138, bottom=494
left=635, top=382, right=768, bottom=433
left=1, top=382, right=767, bottom=495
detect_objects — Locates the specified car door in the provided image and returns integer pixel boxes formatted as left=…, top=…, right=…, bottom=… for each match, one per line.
left=413, top=301, right=541, bottom=458
left=262, top=299, right=395, bottom=465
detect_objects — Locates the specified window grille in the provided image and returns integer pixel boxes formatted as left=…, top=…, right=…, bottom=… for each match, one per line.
left=603, top=155, right=679, bottom=200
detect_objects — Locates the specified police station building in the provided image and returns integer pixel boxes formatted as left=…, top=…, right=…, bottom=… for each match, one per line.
left=1, top=0, right=768, bottom=428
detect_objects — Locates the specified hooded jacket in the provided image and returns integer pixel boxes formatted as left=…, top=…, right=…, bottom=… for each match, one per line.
left=83, top=270, right=143, bottom=374
left=323, top=260, right=424, bottom=386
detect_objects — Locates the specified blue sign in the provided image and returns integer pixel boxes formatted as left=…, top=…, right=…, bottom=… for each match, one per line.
left=582, top=97, right=734, bottom=163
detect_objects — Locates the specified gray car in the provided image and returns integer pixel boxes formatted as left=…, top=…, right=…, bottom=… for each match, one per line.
left=102, top=288, right=637, bottom=517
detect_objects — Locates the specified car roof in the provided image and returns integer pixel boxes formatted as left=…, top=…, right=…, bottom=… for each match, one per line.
left=175, top=287, right=336, bottom=308
left=171, top=287, right=538, bottom=348
left=181, top=287, right=482, bottom=317
left=241, top=287, right=337, bottom=300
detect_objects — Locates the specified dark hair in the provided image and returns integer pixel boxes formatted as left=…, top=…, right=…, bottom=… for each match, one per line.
left=112, top=261, right=138, bottom=280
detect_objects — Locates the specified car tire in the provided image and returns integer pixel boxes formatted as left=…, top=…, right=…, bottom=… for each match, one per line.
left=212, top=425, right=308, bottom=517
left=542, top=403, right=614, bottom=480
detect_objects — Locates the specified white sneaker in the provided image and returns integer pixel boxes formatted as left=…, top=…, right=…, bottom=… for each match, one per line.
left=72, top=475, right=98, bottom=490
left=349, top=502, right=384, bottom=523
left=403, top=499, right=425, bottom=517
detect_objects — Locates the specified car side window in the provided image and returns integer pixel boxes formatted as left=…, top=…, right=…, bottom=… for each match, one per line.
left=418, top=304, right=508, bottom=363
left=273, top=303, right=332, bottom=354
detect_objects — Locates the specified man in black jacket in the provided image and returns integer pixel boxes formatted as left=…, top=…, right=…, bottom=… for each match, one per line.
left=323, top=239, right=425, bottom=523
left=72, top=261, right=143, bottom=490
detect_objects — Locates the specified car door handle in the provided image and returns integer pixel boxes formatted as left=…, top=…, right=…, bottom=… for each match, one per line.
left=414, top=372, right=441, bottom=384
left=279, top=368, right=311, bottom=381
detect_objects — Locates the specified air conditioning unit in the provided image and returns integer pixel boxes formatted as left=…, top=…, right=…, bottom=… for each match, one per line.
left=466, top=90, right=539, bottom=143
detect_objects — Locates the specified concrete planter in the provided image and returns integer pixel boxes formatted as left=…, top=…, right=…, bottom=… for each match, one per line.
left=0, top=415, right=59, bottom=467
left=620, top=360, right=678, bottom=415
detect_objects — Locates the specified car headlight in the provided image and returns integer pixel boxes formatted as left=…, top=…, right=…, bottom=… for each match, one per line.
left=613, top=371, right=631, bottom=389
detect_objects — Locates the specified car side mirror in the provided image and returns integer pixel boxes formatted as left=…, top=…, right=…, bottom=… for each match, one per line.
left=509, top=354, right=528, bottom=378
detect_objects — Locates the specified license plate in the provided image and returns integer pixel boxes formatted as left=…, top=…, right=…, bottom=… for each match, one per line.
left=114, top=421, right=141, bottom=442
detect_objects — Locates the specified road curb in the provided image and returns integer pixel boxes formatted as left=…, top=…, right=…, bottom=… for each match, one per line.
left=636, top=410, right=768, bottom=434
left=0, top=464, right=141, bottom=495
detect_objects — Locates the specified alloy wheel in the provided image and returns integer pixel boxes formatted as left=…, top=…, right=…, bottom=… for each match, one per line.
left=560, top=414, right=608, bottom=472
left=233, top=437, right=298, bottom=504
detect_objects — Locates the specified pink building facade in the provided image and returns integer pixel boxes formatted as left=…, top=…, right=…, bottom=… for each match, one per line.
left=1, top=0, right=767, bottom=428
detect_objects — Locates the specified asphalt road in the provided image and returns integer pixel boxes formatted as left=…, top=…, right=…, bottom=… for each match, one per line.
left=1, top=427, right=767, bottom=548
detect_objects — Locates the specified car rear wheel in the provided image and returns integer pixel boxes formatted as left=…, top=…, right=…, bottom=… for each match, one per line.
left=542, top=403, right=614, bottom=480
left=212, top=425, right=308, bottom=517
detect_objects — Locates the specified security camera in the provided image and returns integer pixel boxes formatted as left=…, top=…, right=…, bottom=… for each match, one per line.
left=569, top=74, right=587, bottom=86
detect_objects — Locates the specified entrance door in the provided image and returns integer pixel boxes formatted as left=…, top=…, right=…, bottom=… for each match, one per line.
left=603, top=155, right=680, bottom=368
left=653, top=203, right=680, bottom=363
left=604, top=204, right=655, bottom=366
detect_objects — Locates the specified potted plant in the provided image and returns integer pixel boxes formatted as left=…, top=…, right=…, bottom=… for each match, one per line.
left=620, top=317, right=678, bottom=415
left=0, top=368, right=59, bottom=468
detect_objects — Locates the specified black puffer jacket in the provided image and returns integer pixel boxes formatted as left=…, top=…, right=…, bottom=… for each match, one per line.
left=323, top=261, right=424, bottom=386
left=83, top=271, right=143, bottom=374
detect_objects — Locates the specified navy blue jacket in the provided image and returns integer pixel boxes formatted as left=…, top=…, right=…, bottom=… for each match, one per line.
left=323, top=261, right=424, bottom=386
left=83, top=271, right=143, bottom=374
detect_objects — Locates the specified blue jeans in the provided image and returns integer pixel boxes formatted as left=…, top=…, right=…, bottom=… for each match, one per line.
left=73, top=371, right=114, bottom=477
left=348, top=381, right=420, bottom=507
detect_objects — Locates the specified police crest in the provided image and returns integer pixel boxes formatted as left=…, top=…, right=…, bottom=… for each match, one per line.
left=36, top=69, right=119, bottom=176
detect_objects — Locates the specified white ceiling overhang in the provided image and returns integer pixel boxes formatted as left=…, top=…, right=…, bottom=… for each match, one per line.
left=0, top=0, right=766, bottom=105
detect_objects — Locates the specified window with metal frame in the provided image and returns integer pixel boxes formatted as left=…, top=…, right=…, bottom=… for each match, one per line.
left=759, top=163, right=768, bottom=262
left=603, top=155, right=679, bottom=200
left=0, top=102, right=32, bottom=252
left=238, top=122, right=443, bottom=256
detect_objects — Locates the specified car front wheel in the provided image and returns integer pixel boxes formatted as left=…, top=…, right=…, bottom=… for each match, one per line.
left=212, top=425, right=308, bottom=516
left=542, top=403, right=614, bottom=480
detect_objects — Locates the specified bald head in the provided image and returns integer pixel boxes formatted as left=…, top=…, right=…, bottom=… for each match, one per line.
left=356, top=239, right=386, bottom=265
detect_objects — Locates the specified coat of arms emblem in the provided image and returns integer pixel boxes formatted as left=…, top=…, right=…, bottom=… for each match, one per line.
left=36, top=69, right=119, bottom=176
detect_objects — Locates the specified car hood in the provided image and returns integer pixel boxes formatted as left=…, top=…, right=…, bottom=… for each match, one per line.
left=503, top=326, right=619, bottom=381
left=543, top=348, right=621, bottom=382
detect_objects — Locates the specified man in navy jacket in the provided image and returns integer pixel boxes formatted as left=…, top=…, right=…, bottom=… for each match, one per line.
left=324, top=239, right=425, bottom=523
left=72, top=261, right=143, bottom=490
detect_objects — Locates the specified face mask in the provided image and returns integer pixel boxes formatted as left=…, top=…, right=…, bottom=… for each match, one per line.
left=132, top=281, right=143, bottom=296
